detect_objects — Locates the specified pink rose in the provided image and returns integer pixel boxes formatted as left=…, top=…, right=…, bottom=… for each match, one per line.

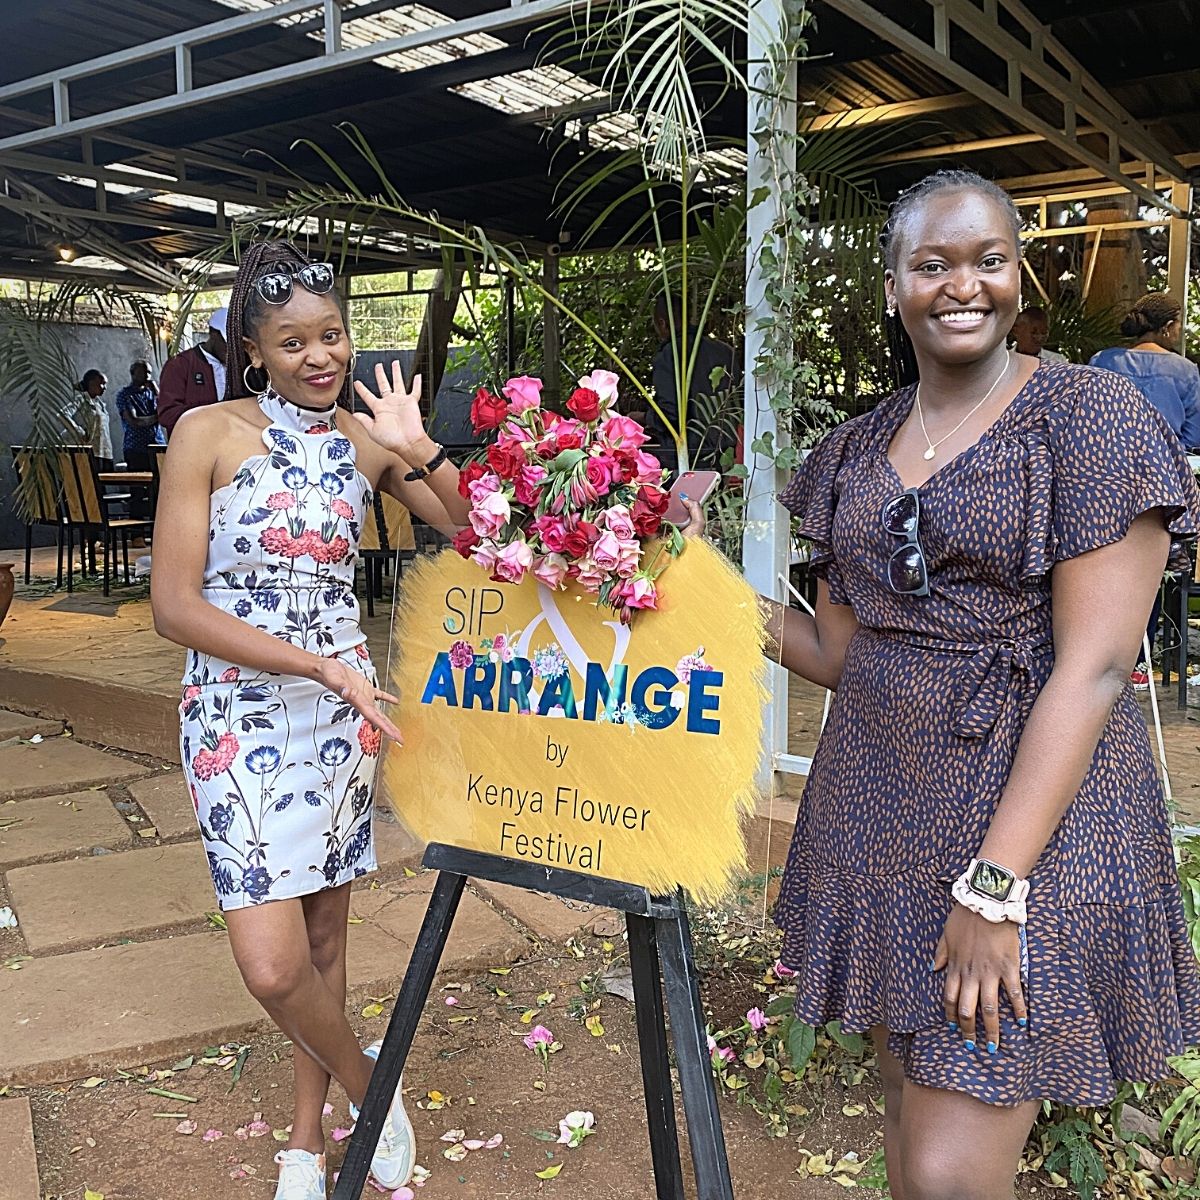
left=575, top=557, right=608, bottom=593
left=614, top=575, right=658, bottom=612
left=471, top=541, right=499, bottom=573
left=449, top=640, right=475, bottom=669
left=599, top=414, right=648, bottom=450
left=533, top=553, right=570, bottom=590
left=616, top=541, right=640, bottom=578
left=513, top=463, right=548, bottom=507
left=266, top=491, right=296, bottom=510
left=577, top=370, right=620, bottom=411
left=531, top=514, right=569, bottom=554
left=467, top=471, right=501, bottom=504
left=502, top=375, right=543, bottom=414
left=603, top=504, right=635, bottom=541
left=523, top=1024, right=555, bottom=1050
left=469, top=490, right=511, bottom=539
left=585, top=454, right=619, bottom=497
left=746, top=1007, right=767, bottom=1032
left=493, top=539, right=534, bottom=584
left=633, top=449, right=663, bottom=485
left=590, top=530, right=622, bottom=571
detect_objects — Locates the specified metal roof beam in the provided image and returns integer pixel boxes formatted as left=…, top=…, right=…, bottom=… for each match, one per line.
left=821, top=0, right=1188, bottom=211
left=0, top=0, right=590, bottom=154
left=803, top=91, right=980, bottom=130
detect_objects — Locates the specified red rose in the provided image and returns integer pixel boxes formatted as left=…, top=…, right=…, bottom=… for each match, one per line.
left=470, top=387, right=509, bottom=433
left=458, top=460, right=490, bottom=500
left=452, top=526, right=481, bottom=558
left=631, top=499, right=662, bottom=539
left=487, top=441, right=525, bottom=481
left=614, top=449, right=639, bottom=483
left=566, top=387, right=602, bottom=423
left=561, top=519, right=599, bottom=560
left=636, top=484, right=670, bottom=516
left=553, top=428, right=584, bottom=453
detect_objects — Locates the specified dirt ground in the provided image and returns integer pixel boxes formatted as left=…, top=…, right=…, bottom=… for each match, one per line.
left=14, top=904, right=1068, bottom=1200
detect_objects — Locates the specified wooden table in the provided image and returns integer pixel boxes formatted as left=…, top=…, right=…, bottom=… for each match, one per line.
left=98, top=471, right=153, bottom=485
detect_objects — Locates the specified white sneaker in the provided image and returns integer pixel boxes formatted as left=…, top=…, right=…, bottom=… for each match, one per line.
left=351, top=1041, right=416, bottom=1190
left=274, top=1149, right=326, bottom=1200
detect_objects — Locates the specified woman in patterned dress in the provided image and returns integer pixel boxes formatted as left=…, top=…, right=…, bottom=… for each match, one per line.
left=152, top=241, right=470, bottom=1199
left=766, top=171, right=1200, bottom=1197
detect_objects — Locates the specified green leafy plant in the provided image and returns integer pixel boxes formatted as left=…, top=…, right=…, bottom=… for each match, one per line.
left=1043, top=1113, right=1108, bottom=1200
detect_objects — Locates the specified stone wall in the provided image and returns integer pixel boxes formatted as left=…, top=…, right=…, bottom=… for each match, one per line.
left=1, top=321, right=157, bottom=553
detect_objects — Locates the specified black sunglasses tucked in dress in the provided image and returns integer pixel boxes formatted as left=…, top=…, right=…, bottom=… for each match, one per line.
left=881, top=488, right=929, bottom=597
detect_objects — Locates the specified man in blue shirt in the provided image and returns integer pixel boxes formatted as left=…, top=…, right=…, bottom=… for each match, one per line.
left=115, top=359, right=161, bottom=528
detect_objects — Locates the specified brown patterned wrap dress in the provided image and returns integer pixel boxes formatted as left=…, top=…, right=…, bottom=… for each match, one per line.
left=775, top=360, right=1200, bottom=1106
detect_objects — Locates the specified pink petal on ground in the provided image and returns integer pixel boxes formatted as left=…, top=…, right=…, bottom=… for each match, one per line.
left=485, top=1134, right=504, bottom=1149
left=463, top=1139, right=485, bottom=1151
left=322, top=1103, right=334, bottom=1117
left=202, top=1129, right=224, bottom=1142
left=233, top=1126, right=249, bottom=1140
left=392, top=1189, right=416, bottom=1200
left=247, top=1120, right=271, bottom=1137
left=444, top=996, right=459, bottom=1006
left=331, top=1127, right=353, bottom=1143
left=175, top=1120, right=197, bottom=1135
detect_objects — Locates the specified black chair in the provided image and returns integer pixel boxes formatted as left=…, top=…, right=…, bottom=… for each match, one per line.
left=1161, top=540, right=1200, bottom=709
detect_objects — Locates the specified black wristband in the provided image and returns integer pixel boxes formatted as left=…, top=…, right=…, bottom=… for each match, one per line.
left=403, top=444, right=447, bottom=482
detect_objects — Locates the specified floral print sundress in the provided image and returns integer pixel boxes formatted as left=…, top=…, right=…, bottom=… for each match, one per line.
left=776, top=361, right=1200, bottom=1106
left=180, top=387, right=382, bottom=910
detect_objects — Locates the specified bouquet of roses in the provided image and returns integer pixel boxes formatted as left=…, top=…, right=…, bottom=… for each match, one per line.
left=452, top=370, right=682, bottom=621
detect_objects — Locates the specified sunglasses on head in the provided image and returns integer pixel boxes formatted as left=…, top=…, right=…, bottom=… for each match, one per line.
left=881, top=488, right=929, bottom=597
left=252, top=262, right=336, bottom=305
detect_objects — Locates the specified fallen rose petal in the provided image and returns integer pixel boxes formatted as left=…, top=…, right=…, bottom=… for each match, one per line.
left=411, top=1165, right=431, bottom=1184
left=233, top=1126, right=249, bottom=1140
left=322, top=1103, right=334, bottom=1117
left=175, top=1120, right=197, bottom=1136
left=392, top=1189, right=416, bottom=1200
left=485, top=1134, right=503, bottom=1149
left=331, top=1127, right=353, bottom=1143
left=247, top=1119, right=271, bottom=1137
left=463, top=1139, right=485, bottom=1151
left=202, top=1129, right=224, bottom=1142
left=444, top=996, right=459, bottom=1006
left=443, top=1143, right=468, bottom=1162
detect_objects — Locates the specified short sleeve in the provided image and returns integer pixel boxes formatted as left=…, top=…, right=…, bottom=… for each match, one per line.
left=778, top=418, right=860, bottom=603
left=1047, top=366, right=1200, bottom=563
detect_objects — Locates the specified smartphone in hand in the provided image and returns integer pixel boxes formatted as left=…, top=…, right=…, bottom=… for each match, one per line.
left=664, top=469, right=721, bottom=526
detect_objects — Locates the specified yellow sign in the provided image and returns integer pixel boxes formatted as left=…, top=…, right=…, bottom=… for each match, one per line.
left=380, top=541, right=766, bottom=903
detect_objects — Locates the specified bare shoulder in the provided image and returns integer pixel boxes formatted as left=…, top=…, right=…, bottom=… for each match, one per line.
left=336, top=405, right=388, bottom=481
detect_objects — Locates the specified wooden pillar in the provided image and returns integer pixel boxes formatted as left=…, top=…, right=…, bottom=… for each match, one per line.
left=542, top=250, right=561, bottom=403
left=1083, top=194, right=1146, bottom=316
left=415, top=266, right=465, bottom=402
left=1168, top=182, right=1193, bottom=354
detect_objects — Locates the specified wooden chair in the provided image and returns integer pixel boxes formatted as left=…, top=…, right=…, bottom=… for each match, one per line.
left=358, top=493, right=416, bottom=618
left=10, top=446, right=69, bottom=587
left=58, top=446, right=153, bottom=596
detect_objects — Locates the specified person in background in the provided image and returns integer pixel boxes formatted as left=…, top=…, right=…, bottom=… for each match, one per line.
left=1089, top=293, right=1200, bottom=447
left=647, top=293, right=738, bottom=472
left=158, top=307, right=228, bottom=438
left=1090, top=292, right=1200, bottom=687
left=115, top=358, right=160, bottom=538
left=72, top=368, right=113, bottom=471
left=1009, top=305, right=1067, bottom=363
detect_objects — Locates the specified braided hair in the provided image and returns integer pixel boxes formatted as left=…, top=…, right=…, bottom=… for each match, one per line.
left=1120, top=292, right=1181, bottom=339
left=223, top=239, right=352, bottom=406
left=879, top=169, right=1023, bottom=388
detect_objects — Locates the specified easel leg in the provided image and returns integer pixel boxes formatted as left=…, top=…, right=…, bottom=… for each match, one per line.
left=626, top=913, right=686, bottom=1200
left=658, top=898, right=734, bottom=1200
left=332, top=871, right=467, bottom=1199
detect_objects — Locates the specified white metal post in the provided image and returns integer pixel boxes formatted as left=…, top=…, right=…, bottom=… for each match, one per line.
left=742, top=0, right=797, bottom=792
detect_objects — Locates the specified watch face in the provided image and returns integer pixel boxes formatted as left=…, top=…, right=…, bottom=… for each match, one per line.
left=970, top=860, right=1014, bottom=901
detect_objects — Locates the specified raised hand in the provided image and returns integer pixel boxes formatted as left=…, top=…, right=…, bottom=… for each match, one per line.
left=352, top=361, right=430, bottom=464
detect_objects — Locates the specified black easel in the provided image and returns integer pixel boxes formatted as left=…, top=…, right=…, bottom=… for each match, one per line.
left=332, top=842, right=734, bottom=1200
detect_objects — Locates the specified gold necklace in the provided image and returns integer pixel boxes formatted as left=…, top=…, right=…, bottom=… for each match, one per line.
left=914, top=350, right=1012, bottom=462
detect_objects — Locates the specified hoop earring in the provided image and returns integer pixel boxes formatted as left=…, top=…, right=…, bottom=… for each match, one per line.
left=347, top=349, right=357, bottom=375
left=243, top=363, right=272, bottom=395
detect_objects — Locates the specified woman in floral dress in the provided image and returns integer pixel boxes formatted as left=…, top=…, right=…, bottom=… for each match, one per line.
left=152, top=241, right=470, bottom=1199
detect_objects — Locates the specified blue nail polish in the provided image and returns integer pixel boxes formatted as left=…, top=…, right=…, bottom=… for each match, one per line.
left=947, top=1021, right=957, bottom=1030
left=1018, top=1017, right=1028, bottom=1028
left=987, top=1041, right=997, bottom=1055
left=680, top=492, right=689, bottom=500
left=964, top=1039, right=976, bottom=1051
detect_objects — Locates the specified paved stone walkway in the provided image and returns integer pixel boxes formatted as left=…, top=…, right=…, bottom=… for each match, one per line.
left=0, top=718, right=611, bottom=1093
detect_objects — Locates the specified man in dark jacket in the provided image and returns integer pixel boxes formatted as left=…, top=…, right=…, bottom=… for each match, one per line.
left=158, top=307, right=227, bottom=438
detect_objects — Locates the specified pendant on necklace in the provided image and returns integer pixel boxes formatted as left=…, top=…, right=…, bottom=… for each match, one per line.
left=923, top=447, right=936, bottom=461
